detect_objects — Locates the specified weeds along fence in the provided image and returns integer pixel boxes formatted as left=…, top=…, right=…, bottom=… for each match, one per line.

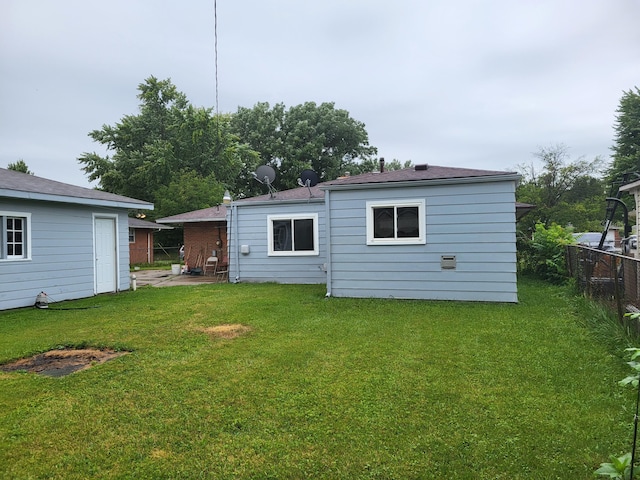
left=566, top=245, right=640, bottom=334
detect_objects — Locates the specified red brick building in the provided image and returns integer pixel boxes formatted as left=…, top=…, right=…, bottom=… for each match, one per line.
left=128, top=218, right=173, bottom=265
left=156, top=206, right=228, bottom=271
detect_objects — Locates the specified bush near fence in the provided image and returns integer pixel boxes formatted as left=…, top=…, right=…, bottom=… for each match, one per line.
left=566, top=244, right=640, bottom=335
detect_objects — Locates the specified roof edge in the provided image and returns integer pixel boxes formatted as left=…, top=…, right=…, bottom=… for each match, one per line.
left=320, top=173, right=521, bottom=191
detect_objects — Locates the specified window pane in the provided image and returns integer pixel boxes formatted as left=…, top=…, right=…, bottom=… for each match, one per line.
left=373, top=207, right=394, bottom=238
left=6, top=216, right=26, bottom=258
left=293, top=218, right=314, bottom=251
left=273, top=220, right=292, bottom=251
left=397, top=207, right=419, bottom=238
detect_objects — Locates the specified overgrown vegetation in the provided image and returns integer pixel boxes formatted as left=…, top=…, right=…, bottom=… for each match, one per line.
left=0, top=279, right=635, bottom=478
left=518, top=222, right=575, bottom=283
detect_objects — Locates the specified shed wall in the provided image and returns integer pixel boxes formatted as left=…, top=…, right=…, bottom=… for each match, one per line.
left=0, top=199, right=131, bottom=310
left=326, top=181, right=518, bottom=302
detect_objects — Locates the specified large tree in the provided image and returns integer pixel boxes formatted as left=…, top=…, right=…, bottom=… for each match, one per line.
left=607, top=87, right=640, bottom=189
left=78, top=76, right=258, bottom=217
left=517, top=143, right=606, bottom=233
left=231, top=101, right=377, bottom=190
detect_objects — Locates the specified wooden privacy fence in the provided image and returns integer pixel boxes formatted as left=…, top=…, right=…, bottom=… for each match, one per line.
left=566, top=245, right=640, bottom=334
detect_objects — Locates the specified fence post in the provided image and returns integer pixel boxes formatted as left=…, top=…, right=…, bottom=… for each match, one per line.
left=613, top=255, right=625, bottom=325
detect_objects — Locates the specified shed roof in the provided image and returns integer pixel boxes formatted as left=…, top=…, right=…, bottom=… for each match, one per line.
left=156, top=205, right=228, bottom=224
left=128, top=217, right=173, bottom=230
left=0, top=168, right=153, bottom=209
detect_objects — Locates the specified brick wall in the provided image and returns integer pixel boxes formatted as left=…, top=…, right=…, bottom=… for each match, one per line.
left=183, top=222, right=227, bottom=269
left=130, top=228, right=154, bottom=264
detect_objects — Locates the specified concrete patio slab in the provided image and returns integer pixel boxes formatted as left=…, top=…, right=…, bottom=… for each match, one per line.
left=130, top=269, right=223, bottom=287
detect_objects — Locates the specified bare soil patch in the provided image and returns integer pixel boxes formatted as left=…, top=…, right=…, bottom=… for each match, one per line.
left=0, top=348, right=128, bottom=377
left=199, top=323, right=252, bottom=339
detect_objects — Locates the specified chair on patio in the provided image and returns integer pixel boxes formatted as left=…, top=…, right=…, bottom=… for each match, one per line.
left=203, top=256, right=218, bottom=276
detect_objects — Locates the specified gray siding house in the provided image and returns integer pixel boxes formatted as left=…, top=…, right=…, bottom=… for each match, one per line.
left=228, top=165, right=520, bottom=302
left=0, top=168, right=152, bottom=310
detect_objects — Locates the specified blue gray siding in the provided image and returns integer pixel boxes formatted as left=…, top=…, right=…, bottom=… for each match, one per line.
left=0, top=199, right=131, bottom=310
left=229, top=200, right=327, bottom=284
left=326, top=181, right=518, bottom=302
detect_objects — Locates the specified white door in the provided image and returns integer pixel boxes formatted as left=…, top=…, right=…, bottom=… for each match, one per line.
left=95, top=217, right=117, bottom=293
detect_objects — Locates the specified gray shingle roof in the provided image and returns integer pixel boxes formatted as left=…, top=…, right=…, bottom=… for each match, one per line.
left=321, top=165, right=519, bottom=188
left=0, top=168, right=153, bottom=209
left=156, top=205, right=228, bottom=223
left=128, top=217, right=173, bottom=230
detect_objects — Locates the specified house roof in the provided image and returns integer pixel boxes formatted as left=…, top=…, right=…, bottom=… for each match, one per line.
left=0, top=168, right=153, bottom=209
left=128, top=217, right=173, bottom=230
left=234, top=185, right=325, bottom=204
left=233, top=165, right=519, bottom=205
left=321, top=165, right=520, bottom=189
left=156, top=205, right=228, bottom=224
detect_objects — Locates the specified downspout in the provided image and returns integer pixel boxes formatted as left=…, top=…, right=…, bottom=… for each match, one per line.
left=147, top=231, right=152, bottom=263
left=232, top=203, right=240, bottom=283
left=325, top=189, right=332, bottom=297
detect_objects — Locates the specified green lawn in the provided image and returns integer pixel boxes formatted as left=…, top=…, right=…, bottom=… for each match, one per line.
left=0, top=278, right=635, bottom=479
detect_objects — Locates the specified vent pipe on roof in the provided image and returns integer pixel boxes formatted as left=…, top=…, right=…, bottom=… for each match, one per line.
left=415, top=164, right=429, bottom=171
left=379, top=157, right=385, bottom=173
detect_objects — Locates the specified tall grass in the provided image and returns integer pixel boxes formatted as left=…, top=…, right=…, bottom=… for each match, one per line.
left=0, top=277, right=635, bottom=479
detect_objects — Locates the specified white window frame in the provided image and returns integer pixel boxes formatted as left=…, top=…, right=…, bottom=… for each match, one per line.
left=129, top=228, right=135, bottom=243
left=267, top=213, right=319, bottom=256
left=366, top=199, right=426, bottom=245
left=0, top=211, right=32, bottom=261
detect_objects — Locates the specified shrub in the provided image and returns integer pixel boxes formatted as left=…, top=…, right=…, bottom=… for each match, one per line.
left=518, top=222, right=575, bottom=283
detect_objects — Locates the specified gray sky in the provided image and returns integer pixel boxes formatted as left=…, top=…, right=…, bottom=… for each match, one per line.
left=1, top=0, right=639, bottom=188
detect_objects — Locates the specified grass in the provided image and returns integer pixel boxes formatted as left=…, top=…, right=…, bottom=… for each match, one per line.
left=0, top=277, right=636, bottom=479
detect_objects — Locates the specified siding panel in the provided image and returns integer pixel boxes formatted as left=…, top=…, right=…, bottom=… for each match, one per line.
left=327, top=181, right=518, bottom=302
left=229, top=201, right=327, bottom=284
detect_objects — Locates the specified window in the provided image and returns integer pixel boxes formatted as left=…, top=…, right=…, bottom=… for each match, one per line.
left=129, top=228, right=135, bottom=243
left=366, top=199, right=425, bottom=245
left=267, top=214, right=319, bottom=256
left=0, top=212, right=31, bottom=260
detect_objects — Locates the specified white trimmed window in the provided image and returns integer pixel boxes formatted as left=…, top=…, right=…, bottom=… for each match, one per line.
left=129, top=228, right=135, bottom=243
left=0, top=211, right=31, bottom=260
left=267, top=213, right=319, bottom=256
left=366, top=199, right=426, bottom=245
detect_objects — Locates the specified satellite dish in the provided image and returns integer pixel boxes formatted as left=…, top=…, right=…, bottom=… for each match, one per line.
left=298, top=169, right=319, bottom=188
left=255, top=165, right=276, bottom=185
left=253, top=165, right=277, bottom=198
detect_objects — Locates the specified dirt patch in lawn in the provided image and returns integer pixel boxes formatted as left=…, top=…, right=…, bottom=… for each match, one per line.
left=0, top=348, right=129, bottom=377
left=199, top=323, right=252, bottom=339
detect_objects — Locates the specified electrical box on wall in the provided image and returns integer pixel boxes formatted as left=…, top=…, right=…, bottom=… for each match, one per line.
left=441, top=255, right=456, bottom=270
left=240, top=244, right=250, bottom=255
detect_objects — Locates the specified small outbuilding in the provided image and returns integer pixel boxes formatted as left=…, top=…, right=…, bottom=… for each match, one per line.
left=156, top=206, right=228, bottom=271
left=128, top=217, right=173, bottom=265
left=0, top=168, right=153, bottom=310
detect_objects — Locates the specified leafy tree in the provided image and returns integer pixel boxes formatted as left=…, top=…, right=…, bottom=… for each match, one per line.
left=7, top=159, right=33, bottom=175
left=231, top=101, right=377, bottom=189
left=517, top=143, right=605, bottom=234
left=607, top=87, right=640, bottom=189
left=78, top=76, right=258, bottom=210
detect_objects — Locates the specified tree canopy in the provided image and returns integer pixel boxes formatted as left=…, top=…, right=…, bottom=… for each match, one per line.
left=78, top=78, right=383, bottom=218
left=516, top=143, right=606, bottom=234
left=607, top=87, right=640, bottom=190
left=7, top=159, right=33, bottom=175
left=231, top=101, right=378, bottom=190
left=78, top=76, right=260, bottom=218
